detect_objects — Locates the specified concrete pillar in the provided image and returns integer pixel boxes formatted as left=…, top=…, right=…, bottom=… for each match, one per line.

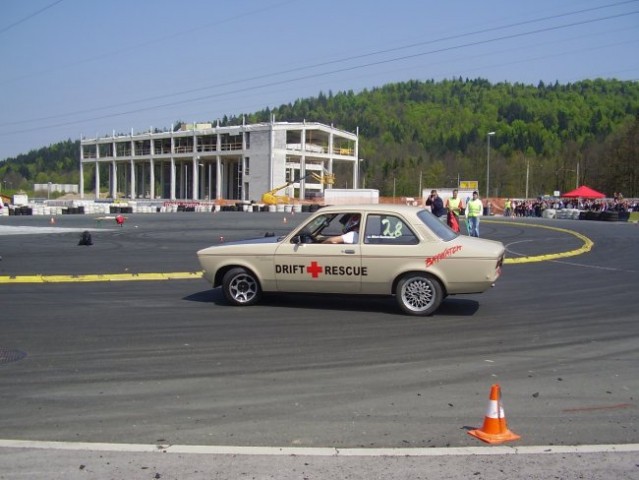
left=216, top=132, right=222, bottom=200
left=79, top=161, right=84, bottom=199
left=192, top=156, right=199, bottom=201
left=94, top=161, right=100, bottom=200
left=149, top=136, right=155, bottom=199
left=95, top=145, right=101, bottom=199
left=149, top=159, right=155, bottom=200
left=170, top=157, right=176, bottom=200
left=112, top=160, right=118, bottom=199
left=170, top=133, right=176, bottom=200
left=216, top=156, right=222, bottom=200
left=241, top=130, right=248, bottom=202
left=79, top=144, right=85, bottom=199
left=300, top=128, right=306, bottom=201
left=130, top=159, right=136, bottom=199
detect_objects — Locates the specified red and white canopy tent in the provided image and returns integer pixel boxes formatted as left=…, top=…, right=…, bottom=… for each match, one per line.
left=562, top=185, right=606, bottom=199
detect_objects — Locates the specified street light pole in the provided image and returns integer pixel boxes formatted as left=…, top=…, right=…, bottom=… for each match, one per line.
left=486, top=131, right=495, bottom=199
left=525, top=159, right=530, bottom=199
left=358, top=158, right=364, bottom=189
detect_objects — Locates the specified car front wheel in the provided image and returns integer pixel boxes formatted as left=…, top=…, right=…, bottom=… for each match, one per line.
left=222, top=267, right=262, bottom=306
left=396, top=273, right=443, bottom=316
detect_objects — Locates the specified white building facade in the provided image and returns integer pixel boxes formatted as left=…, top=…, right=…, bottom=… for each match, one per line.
left=80, top=120, right=359, bottom=202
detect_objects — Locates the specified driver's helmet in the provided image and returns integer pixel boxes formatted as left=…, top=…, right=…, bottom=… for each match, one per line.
left=343, top=214, right=360, bottom=233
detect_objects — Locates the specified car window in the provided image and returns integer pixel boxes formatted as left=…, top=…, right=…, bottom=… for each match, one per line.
left=319, top=214, right=353, bottom=237
left=417, top=209, right=458, bottom=241
left=364, top=214, right=418, bottom=245
left=290, top=214, right=330, bottom=243
left=291, top=213, right=359, bottom=243
left=305, top=214, right=333, bottom=235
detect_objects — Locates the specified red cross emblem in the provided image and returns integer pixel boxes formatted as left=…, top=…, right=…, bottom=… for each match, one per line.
left=306, top=261, right=323, bottom=278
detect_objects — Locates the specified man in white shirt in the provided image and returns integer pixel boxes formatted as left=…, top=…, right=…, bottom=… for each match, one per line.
left=323, top=214, right=360, bottom=244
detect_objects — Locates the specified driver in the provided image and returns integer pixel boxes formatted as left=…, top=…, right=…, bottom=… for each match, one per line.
left=323, top=214, right=360, bottom=244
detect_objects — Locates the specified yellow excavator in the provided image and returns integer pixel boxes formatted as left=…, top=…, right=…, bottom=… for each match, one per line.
left=261, top=170, right=335, bottom=205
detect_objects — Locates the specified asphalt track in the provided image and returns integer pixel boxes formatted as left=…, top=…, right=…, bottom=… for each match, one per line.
left=1, top=212, right=638, bottom=479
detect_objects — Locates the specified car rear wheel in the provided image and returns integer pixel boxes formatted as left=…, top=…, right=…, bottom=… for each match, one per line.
left=222, top=267, right=262, bottom=306
left=396, top=273, right=443, bottom=316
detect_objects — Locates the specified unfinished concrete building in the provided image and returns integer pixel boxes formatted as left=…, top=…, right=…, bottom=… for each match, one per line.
left=79, top=120, right=359, bottom=203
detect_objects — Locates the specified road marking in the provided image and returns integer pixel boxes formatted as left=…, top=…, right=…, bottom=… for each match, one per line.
left=485, top=220, right=593, bottom=265
left=549, top=259, right=636, bottom=273
left=0, top=439, right=637, bottom=456
left=0, top=221, right=593, bottom=283
left=0, top=272, right=203, bottom=284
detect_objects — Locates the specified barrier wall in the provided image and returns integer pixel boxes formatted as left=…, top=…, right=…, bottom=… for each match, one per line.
left=1, top=200, right=631, bottom=221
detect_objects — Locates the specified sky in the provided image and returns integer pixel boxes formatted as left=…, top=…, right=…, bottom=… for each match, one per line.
left=0, top=0, right=637, bottom=160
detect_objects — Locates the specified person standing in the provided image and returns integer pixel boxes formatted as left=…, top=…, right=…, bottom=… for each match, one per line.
left=425, top=189, right=446, bottom=222
left=465, top=191, right=484, bottom=237
left=445, top=189, right=464, bottom=232
left=504, top=198, right=512, bottom=217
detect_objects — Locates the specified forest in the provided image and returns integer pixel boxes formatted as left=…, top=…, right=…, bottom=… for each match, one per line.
left=2, top=77, right=638, bottom=199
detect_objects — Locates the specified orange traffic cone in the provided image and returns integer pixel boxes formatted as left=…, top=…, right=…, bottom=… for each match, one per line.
left=468, top=384, right=520, bottom=444
left=50, top=217, right=55, bottom=225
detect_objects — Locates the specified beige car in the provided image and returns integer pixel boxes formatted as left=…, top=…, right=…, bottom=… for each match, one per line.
left=197, top=204, right=505, bottom=316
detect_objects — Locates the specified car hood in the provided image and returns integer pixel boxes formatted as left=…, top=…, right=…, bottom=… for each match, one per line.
left=197, top=235, right=282, bottom=255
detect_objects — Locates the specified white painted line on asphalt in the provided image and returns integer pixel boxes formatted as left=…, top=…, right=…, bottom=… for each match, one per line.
left=547, top=259, right=637, bottom=273
left=1, top=439, right=638, bottom=456
left=0, top=225, right=113, bottom=235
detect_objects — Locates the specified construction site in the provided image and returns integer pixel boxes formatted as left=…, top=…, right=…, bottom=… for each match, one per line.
left=79, top=120, right=360, bottom=208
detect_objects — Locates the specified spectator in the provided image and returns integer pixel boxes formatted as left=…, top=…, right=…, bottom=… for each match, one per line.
left=425, top=189, right=446, bottom=222
left=465, top=191, right=484, bottom=237
left=445, top=189, right=464, bottom=231
left=504, top=198, right=512, bottom=217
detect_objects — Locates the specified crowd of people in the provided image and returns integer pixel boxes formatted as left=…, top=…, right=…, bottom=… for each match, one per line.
left=424, top=191, right=638, bottom=230
left=504, top=199, right=548, bottom=217
left=504, top=193, right=639, bottom=218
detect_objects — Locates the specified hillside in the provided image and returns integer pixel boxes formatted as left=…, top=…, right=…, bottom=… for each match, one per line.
left=2, top=78, right=638, bottom=198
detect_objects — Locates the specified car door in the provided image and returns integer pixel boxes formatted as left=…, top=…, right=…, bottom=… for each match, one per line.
left=359, top=212, right=424, bottom=294
left=273, top=213, right=363, bottom=293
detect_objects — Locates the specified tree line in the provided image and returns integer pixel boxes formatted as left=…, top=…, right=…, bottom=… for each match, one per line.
left=2, top=77, right=638, bottom=198
left=0, top=139, right=79, bottom=196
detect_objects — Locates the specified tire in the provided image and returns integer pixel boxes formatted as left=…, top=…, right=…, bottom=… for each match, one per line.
left=602, top=211, right=618, bottom=222
left=396, top=273, right=443, bottom=316
left=222, top=267, right=262, bottom=306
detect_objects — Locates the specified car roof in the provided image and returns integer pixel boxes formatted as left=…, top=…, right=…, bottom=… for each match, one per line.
left=315, top=204, right=425, bottom=215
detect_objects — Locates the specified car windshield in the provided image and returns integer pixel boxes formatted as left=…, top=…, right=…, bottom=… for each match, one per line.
left=289, top=213, right=334, bottom=242
left=417, top=209, right=458, bottom=241
left=303, top=214, right=334, bottom=236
